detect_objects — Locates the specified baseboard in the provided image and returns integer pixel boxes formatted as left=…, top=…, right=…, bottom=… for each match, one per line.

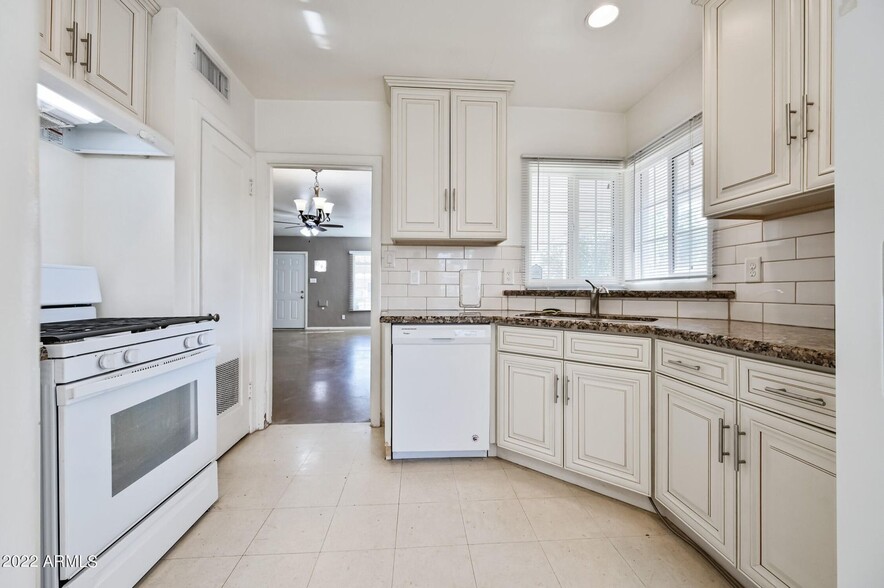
left=304, top=326, right=371, bottom=331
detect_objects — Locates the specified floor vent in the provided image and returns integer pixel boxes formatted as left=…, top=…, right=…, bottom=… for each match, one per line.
left=216, top=358, right=240, bottom=415
left=195, top=43, right=230, bottom=100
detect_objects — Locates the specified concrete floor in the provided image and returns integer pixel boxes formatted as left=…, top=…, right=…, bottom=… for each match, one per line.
left=272, top=329, right=371, bottom=424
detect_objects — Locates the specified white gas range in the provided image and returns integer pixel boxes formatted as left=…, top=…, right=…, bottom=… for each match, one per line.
left=40, top=266, right=221, bottom=588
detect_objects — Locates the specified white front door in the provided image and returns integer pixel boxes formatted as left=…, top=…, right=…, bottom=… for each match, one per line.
left=199, top=120, right=253, bottom=457
left=273, top=252, right=307, bottom=329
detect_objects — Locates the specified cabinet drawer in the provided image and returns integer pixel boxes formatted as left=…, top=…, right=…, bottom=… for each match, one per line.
left=739, top=359, right=835, bottom=431
left=497, top=326, right=563, bottom=358
left=564, top=332, right=651, bottom=371
left=656, top=341, right=736, bottom=397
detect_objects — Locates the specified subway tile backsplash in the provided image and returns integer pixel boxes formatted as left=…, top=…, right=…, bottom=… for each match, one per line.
left=381, top=206, right=835, bottom=330
left=712, top=208, right=835, bottom=329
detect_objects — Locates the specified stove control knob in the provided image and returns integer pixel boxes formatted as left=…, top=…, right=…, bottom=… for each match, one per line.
left=197, top=333, right=209, bottom=346
left=184, top=336, right=198, bottom=349
left=98, top=353, right=117, bottom=370
left=123, top=349, right=139, bottom=364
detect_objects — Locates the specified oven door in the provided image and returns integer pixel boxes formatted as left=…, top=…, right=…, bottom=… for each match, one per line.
left=55, top=346, right=218, bottom=579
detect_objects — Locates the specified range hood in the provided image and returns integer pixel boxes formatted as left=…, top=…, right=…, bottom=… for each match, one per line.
left=37, top=72, right=173, bottom=157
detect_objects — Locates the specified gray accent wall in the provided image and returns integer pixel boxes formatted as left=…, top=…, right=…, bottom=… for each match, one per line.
left=274, top=236, right=371, bottom=328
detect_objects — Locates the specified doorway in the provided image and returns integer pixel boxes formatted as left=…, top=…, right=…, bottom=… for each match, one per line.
left=269, top=166, right=373, bottom=424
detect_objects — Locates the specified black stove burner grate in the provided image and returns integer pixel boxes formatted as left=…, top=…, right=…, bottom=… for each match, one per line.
left=40, top=314, right=219, bottom=344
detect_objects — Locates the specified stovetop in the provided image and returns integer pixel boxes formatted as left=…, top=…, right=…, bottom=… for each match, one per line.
left=40, top=314, right=219, bottom=344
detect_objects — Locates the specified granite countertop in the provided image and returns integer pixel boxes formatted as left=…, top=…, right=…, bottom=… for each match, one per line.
left=502, top=289, right=735, bottom=299
left=379, top=311, right=835, bottom=369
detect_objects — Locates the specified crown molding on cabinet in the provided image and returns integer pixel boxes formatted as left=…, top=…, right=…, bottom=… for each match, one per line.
left=383, top=76, right=515, bottom=104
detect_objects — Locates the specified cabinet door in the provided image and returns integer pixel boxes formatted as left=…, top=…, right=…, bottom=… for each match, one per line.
left=804, top=0, right=834, bottom=190
left=391, top=88, right=451, bottom=240
left=655, top=375, right=737, bottom=564
left=563, top=362, right=650, bottom=495
left=704, top=0, right=803, bottom=216
left=40, top=0, right=76, bottom=77
left=496, top=353, right=563, bottom=466
left=82, top=0, right=147, bottom=117
left=450, top=91, right=506, bottom=241
left=738, top=404, right=836, bottom=588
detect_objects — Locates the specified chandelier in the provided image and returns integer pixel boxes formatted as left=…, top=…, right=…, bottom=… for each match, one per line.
left=282, top=168, right=344, bottom=236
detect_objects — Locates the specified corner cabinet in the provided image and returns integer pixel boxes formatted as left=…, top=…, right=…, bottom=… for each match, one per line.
left=701, top=0, right=834, bottom=218
left=38, top=0, right=156, bottom=121
left=387, top=77, right=512, bottom=243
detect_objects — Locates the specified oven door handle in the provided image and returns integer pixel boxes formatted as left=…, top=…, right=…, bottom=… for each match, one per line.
left=56, top=346, right=219, bottom=406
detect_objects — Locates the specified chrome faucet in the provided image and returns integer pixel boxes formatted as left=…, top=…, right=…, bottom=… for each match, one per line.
left=585, top=280, right=608, bottom=318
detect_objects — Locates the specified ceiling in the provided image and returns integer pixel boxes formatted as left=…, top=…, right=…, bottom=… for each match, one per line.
left=157, top=0, right=701, bottom=111
left=273, top=168, right=371, bottom=237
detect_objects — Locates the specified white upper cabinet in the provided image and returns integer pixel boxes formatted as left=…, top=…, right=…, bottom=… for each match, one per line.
left=450, top=91, right=507, bottom=240
left=387, top=78, right=512, bottom=243
left=391, top=88, right=451, bottom=240
left=804, top=0, right=835, bottom=190
left=82, top=0, right=149, bottom=117
left=38, top=0, right=154, bottom=121
left=737, top=404, right=836, bottom=588
left=564, top=363, right=650, bottom=495
left=702, top=0, right=834, bottom=218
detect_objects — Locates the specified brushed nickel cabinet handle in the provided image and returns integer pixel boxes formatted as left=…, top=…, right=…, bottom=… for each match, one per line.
left=452, top=188, right=456, bottom=211
left=443, top=188, right=448, bottom=212
left=760, top=386, right=827, bottom=407
left=786, top=102, right=798, bottom=145
left=553, top=374, right=559, bottom=404
left=803, top=94, right=815, bottom=140
left=80, top=32, right=92, bottom=73
left=718, top=418, right=731, bottom=464
left=564, top=376, right=571, bottom=405
left=734, top=425, right=746, bottom=472
left=667, top=359, right=702, bottom=371
left=65, top=22, right=78, bottom=64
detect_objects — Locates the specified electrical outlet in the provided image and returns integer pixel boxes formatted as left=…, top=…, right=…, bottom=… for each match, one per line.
left=383, top=251, right=396, bottom=269
left=503, top=269, right=515, bottom=285
left=410, top=270, right=421, bottom=285
left=745, top=257, right=762, bottom=283
left=341, top=314, right=346, bottom=320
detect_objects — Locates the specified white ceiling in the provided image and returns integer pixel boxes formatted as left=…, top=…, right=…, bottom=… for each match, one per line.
left=158, top=0, right=701, bottom=111
left=273, top=168, right=371, bottom=237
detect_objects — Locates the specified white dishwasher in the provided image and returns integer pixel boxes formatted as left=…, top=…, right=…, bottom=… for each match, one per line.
left=392, top=325, right=491, bottom=459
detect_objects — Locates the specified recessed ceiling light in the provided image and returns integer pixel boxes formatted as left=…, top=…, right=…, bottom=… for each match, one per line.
left=586, top=4, right=620, bottom=28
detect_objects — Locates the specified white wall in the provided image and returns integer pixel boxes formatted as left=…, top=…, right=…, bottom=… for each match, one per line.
left=149, top=8, right=257, bottom=314
left=40, top=142, right=85, bottom=264
left=835, top=2, right=884, bottom=584
left=39, top=143, right=176, bottom=316
left=0, top=0, right=41, bottom=586
left=254, top=99, right=627, bottom=246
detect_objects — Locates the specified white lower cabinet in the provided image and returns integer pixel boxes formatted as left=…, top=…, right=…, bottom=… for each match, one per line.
left=737, top=404, right=836, bottom=588
left=655, top=375, right=737, bottom=564
left=496, top=332, right=652, bottom=496
left=496, top=352, right=563, bottom=466
left=564, top=363, right=650, bottom=494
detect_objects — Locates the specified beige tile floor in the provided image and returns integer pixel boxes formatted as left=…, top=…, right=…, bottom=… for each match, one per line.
left=139, top=423, right=730, bottom=587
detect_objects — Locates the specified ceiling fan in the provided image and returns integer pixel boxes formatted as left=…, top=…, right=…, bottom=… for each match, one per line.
left=274, top=168, right=344, bottom=236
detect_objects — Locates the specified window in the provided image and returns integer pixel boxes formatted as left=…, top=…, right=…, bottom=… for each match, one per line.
left=522, top=116, right=708, bottom=287
left=349, top=251, right=371, bottom=311
left=522, top=158, right=624, bottom=286
left=628, top=115, right=708, bottom=282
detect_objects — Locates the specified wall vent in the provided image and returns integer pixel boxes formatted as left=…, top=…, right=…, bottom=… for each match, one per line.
left=216, top=358, right=240, bottom=415
left=195, top=43, right=230, bottom=100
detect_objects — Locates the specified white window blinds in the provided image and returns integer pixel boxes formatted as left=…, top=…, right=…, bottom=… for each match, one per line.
left=522, top=158, right=624, bottom=286
left=349, top=251, right=371, bottom=311
left=627, top=115, right=708, bottom=282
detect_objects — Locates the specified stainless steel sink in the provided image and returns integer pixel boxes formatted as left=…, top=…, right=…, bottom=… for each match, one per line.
left=517, top=311, right=658, bottom=323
